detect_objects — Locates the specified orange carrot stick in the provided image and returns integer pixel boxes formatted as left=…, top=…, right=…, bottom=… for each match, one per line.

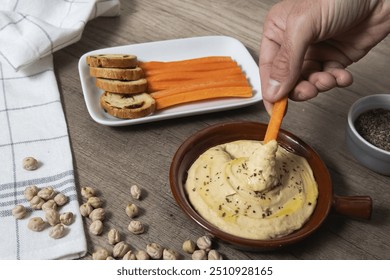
left=144, top=61, right=238, bottom=76
left=139, top=56, right=234, bottom=70
left=146, top=67, right=243, bottom=82
left=155, top=86, right=253, bottom=110
left=147, top=75, right=248, bottom=92
left=263, top=96, right=288, bottom=143
left=151, top=80, right=249, bottom=99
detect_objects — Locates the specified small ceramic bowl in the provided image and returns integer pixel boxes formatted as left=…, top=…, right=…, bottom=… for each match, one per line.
left=346, top=94, right=390, bottom=176
left=170, top=122, right=372, bottom=250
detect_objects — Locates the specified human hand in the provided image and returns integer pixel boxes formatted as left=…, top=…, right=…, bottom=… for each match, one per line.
left=260, top=0, right=390, bottom=113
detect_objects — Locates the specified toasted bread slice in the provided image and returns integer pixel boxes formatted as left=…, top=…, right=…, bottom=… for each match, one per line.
left=89, top=66, right=144, bottom=81
left=86, top=54, right=138, bottom=68
left=96, top=78, right=147, bottom=94
left=100, top=92, right=156, bottom=119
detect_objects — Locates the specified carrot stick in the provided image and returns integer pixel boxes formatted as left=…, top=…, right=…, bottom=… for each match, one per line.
left=146, top=67, right=243, bottom=82
left=155, top=86, right=253, bottom=110
left=139, top=56, right=234, bottom=70
left=144, top=61, right=238, bottom=76
left=263, top=96, right=288, bottom=143
left=151, top=80, right=249, bottom=99
left=147, top=75, right=248, bottom=92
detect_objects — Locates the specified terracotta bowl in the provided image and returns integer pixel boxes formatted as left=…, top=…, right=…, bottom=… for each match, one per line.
left=170, top=121, right=372, bottom=250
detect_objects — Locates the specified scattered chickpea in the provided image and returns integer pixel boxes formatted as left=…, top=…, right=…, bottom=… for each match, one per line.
left=196, top=235, right=212, bottom=251
left=208, top=249, right=223, bottom=260
left=89, top=208, right=105, bottom=221
left=163, top=248, right=179, bottom=260
left=79, top=203, right=93, bottom=217
left=113, top=241, right=130, bottom=258
left=30, top=195, right=45, bottom=210
left=24, top=185, right=39, bottom=201
left=182, top=239, right=196, bottom=254
left=125, top=203, right=139, bottom=218
left=45, top=208, right=60, bottom=226
left=22, top=157, right=39, bottom=171
left=135, top=250, right=150, bottom=260
left=106, top=256, right=115, bottom=260
left=37, top=186, right=56, bottom=200
left=92, top=247, right=109, bottom=260
left=87, top=196, right=104, bottom=208
left=107, top=228, right=121, bottom=245
left=49, top=224, right=66, bottom=239
left=54, top=193, right=68, bottom=206
left=81, top=186, right=96, bottom=199
left=130, top=184, right=141, bottom=200
left=122, top=251, right=136, bottom=260
left=89, top=220, right=103, bottom=235
left=146, top=243, right=163, bottom=259
left=60, top=212, right=74, bottom=226
left=127, top=220, right=144, bottom=235
left=192, top=249, right=207, bottom=260
left=27, top=217, right=46, bottom=232
left=41, top=199, right=58, bottom=212
left=12, top=205, right=27, bottom=219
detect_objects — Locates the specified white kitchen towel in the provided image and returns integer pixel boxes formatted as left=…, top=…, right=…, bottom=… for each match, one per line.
left=0, top=0, right=120, bottom=260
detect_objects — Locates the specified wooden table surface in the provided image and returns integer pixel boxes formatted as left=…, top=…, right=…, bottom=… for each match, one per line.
left=54, top=0, right=390, bottom=260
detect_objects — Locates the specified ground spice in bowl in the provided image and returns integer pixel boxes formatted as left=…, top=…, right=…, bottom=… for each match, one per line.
left=354, top=108, right=390, bottom=152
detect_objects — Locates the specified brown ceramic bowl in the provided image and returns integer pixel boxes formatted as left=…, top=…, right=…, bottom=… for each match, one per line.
left=170, top=121, right=372, bottom=250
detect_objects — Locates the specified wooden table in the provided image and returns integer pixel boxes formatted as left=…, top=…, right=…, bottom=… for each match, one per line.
left=54, top=0, right=390, bottom=260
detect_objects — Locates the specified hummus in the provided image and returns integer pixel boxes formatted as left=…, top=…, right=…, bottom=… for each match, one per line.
left=185, top=140, right=318, bottom=240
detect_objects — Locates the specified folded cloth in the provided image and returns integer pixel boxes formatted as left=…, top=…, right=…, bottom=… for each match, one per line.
left=0, top=0, right=120, bottom=260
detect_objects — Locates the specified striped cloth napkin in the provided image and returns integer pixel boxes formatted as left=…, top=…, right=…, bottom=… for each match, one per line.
left=0, top=0, right=120, bottom=260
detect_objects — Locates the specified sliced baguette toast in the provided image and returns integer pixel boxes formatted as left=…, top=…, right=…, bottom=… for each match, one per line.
left=96, top=78, right=148, bottom=94
left=89, top=66, right=144, bottom=81
left=100, top=92, right=156, bottom=119
left=86, top=54, right=138, bottom=68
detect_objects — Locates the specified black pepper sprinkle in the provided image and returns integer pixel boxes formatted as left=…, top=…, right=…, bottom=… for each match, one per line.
left=355, top=108, right=390, bottom=151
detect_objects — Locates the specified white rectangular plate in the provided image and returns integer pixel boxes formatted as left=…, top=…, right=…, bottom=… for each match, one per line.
left=78, top=36, right=262, bottom=126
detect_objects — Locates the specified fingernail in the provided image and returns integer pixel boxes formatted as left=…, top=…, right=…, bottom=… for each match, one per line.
left=267, top=79, right=281, bottom=98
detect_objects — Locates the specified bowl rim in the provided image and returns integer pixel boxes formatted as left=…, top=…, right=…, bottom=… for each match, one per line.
left=347, top=94, right=390, bottom=156
left=170, top=121, right=333, bottom=250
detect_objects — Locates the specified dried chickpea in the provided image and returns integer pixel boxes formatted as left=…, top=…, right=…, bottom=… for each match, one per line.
left=163, top=248, right=179, bottom=260
left=30, top=195, right=45, bottom=210
left=45, top=208, right=60, bottom=226
left=54, top=193, right=68, bottom=206
left=107, top=228, right=121, bottom=245
left=208, top=249, right=223, bottom=260
left=49, top=224, right=66, bottom=239
left=130, top=185, right=141, bottom=200
left=23, top=157, right=39, bottom=171
left=81, top=186, right=96, bottom=199
left=92, top=247, right=109, bottom=260
left=37, top=186, right=56, bottom=200
left=24, top=185, right=39, bottom=201
left=41, top=199, right=58, bottom=212
left=146, top=243, right=163, bottom=259
left=87, top=196, right=103, bottom=208
left=125, top=203, right=139, bottom=218
left=122, top=251, right=136, bottom=260
left=113, top=241, right=130, bottom=258
left=89, top=220, right=103, bottom=235
left=182, top=239, right=196, bottom=254
left=196, top=235, right=212, bottom=251
left=89, top=208, right=105, bottom=221
left=106, top=256, right=115, bottom=260
left=60, top=212, right=74, bottom=225
left=12, top=205, right=27, bottom=219
left=127, top=220, right=144, bottom=235
left=27, top=217, right=46, bottom=232
left=79, top=202, right=93, bottom=217
left=135, top=250, right=150, bottom=260
left=192, top=249, right=207, bottom=260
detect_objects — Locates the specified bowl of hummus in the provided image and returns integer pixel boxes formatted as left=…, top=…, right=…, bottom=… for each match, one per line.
left=170, top=121, right=372, bottom=250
